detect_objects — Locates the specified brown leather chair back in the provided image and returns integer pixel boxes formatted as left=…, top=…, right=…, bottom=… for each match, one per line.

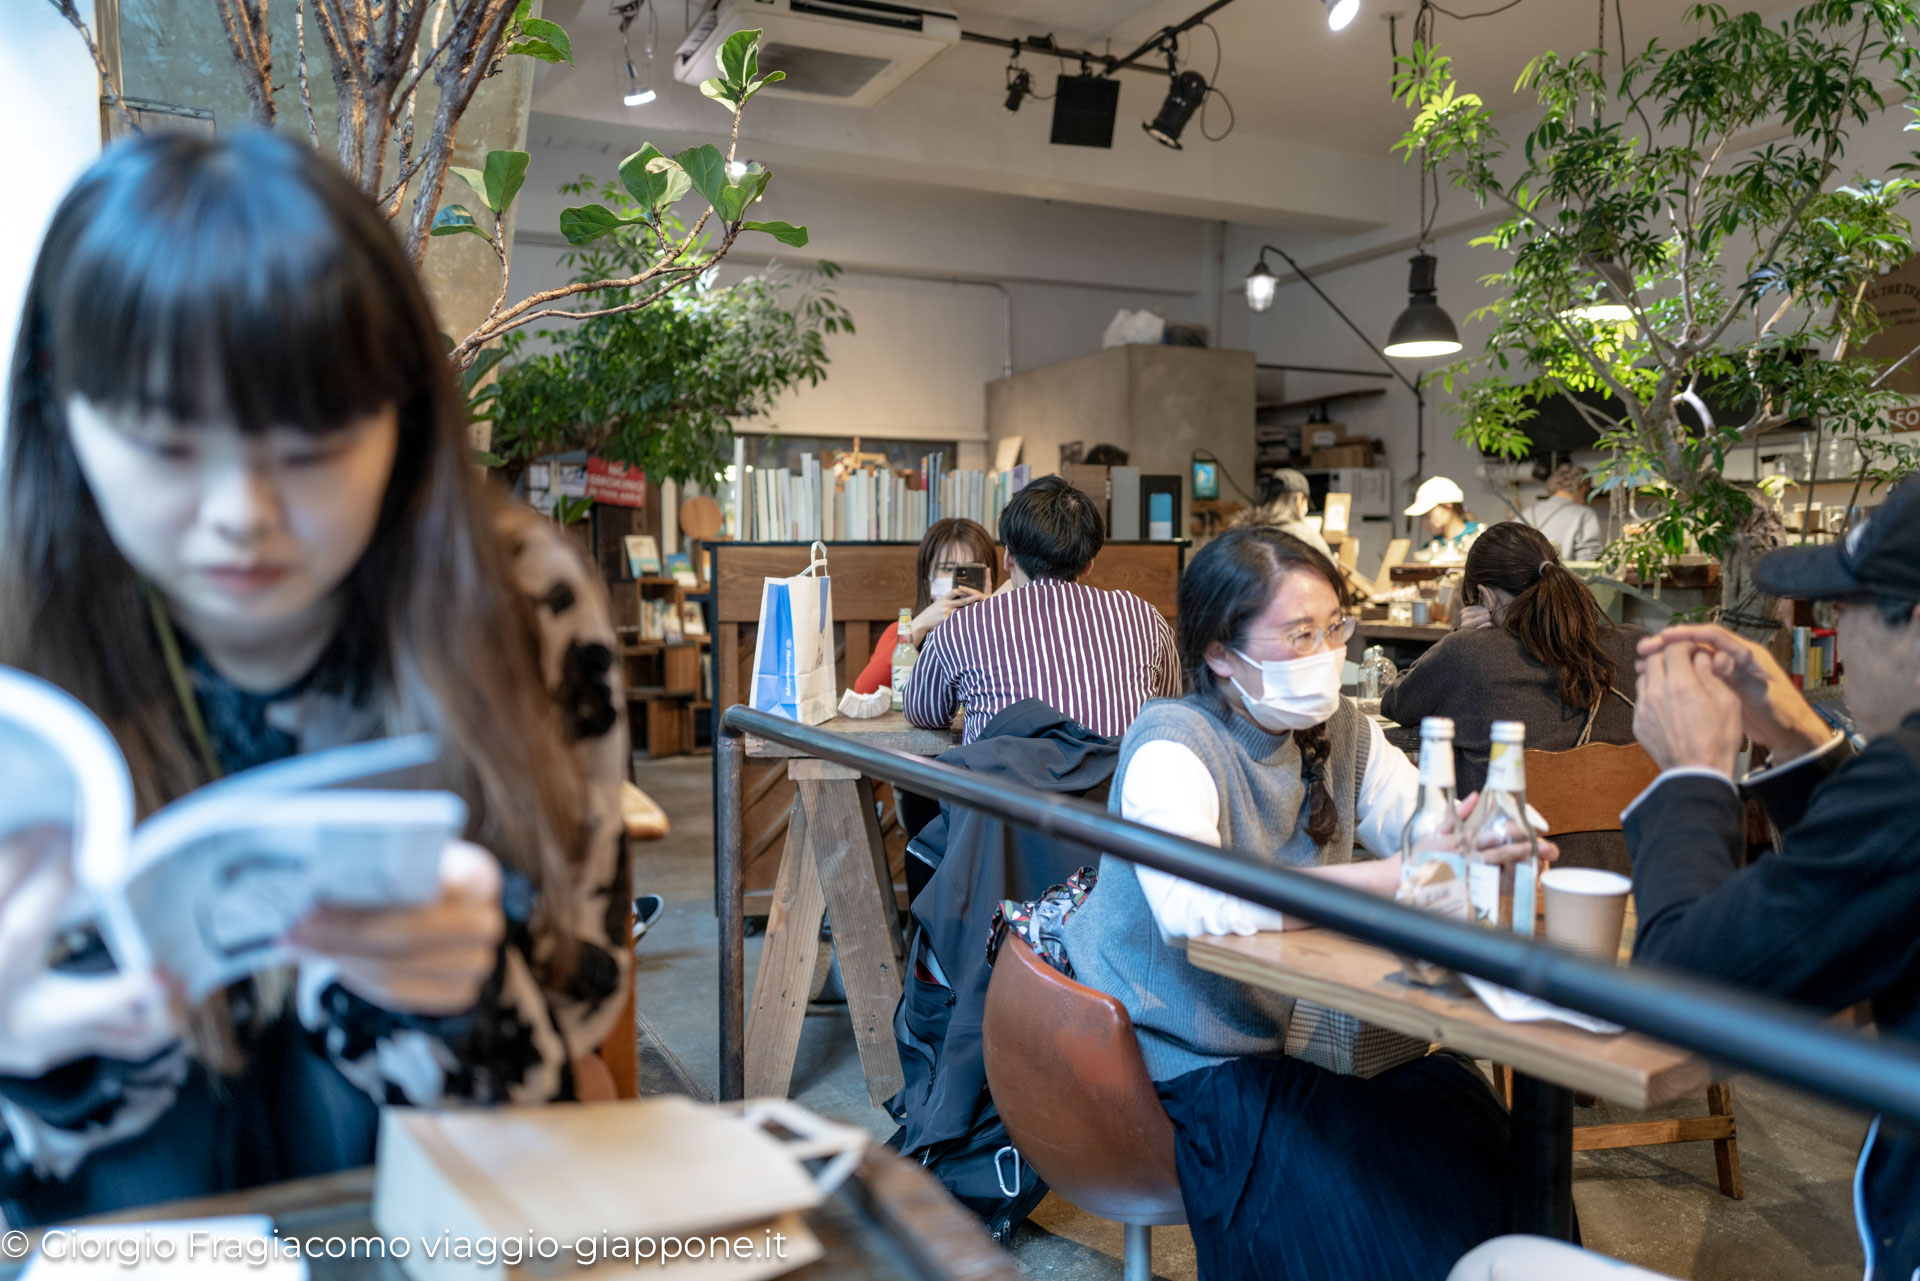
left=1525, top=741, right=1661, bottom=837
left=981, top=936, right=1185, bottom=1226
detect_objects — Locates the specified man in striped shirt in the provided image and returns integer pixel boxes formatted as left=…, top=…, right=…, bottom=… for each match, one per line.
left=905, top=475, right=1180, bottom=744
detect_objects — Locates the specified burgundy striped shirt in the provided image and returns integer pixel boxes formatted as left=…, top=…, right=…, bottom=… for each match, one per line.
left=903, top=579, right=1180, bottom=743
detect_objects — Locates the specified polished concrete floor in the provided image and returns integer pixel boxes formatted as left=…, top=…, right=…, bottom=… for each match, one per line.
left=629, top=755, right=1869, bottom=1280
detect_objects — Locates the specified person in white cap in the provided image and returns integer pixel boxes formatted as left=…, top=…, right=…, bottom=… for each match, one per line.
left=1405, top=475, right=1480, bottom=561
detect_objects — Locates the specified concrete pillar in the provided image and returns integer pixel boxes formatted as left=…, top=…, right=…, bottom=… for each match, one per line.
left=116, top=0, right=539, bottom=387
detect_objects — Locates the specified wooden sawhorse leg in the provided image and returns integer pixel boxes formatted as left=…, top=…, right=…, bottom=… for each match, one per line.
left=743, top=760, right=907, bottom=1105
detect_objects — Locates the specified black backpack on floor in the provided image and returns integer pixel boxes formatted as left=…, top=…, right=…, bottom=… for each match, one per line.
left=885, top=1107, right=1049, bottom=1244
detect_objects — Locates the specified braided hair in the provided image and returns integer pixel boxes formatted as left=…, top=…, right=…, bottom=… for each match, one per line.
left=1177, top=526, right=1349, bottom=846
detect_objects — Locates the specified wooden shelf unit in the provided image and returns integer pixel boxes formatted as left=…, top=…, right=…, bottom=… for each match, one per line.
left=613, top=574, right=710, bottom=759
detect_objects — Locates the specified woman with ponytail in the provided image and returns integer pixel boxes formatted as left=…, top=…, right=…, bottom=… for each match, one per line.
left=1062, top=526, right=1553, bottom=1278
left=1383, top=521, right=1644, bottom=869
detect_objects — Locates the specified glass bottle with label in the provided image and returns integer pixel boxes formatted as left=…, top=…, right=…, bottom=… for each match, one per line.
left=1463, top=720, right=1540, bottom=934
left=1397, top=717, right=1469, bottom=981
left=890, top=608, right=916, bottom=712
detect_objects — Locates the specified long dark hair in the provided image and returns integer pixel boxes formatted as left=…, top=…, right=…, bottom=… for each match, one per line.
left=1462, top=521, right=1615, bottom=710
left=913, top=517, right=997, bottom=613
left=1177, top=526, right=1348, bottom=846
left=1, top=133, right=586, bottom=998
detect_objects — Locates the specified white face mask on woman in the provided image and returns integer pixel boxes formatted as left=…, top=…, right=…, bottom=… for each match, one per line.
left=1228, top=646, right=1344, bottom=732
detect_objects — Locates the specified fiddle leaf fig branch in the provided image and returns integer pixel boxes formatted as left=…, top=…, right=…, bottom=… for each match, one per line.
left=56, top=1, right=803, bottom=372
left=1396, top=2, right=1920, bottom=625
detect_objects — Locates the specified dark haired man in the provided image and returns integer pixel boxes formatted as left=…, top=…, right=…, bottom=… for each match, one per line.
left=904, top=475, right=1177, bottom=744
left=1622, top=475, right=1920, bottom=1281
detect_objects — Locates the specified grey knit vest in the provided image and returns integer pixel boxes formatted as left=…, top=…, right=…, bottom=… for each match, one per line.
left=1061, top=692, right=1371, bottom=1082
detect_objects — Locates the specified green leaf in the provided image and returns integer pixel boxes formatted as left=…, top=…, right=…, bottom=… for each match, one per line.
left=504, top=36, right=569, bottom=62
left=516, top=16, right=573, bottom=63
left=431, top=204, right=488, bottom=239
left=675, top=144, right=730, bottom=210
left=717, top=164, right=771, bottom=222
left=450, top=166, right=488, bottom=201
left=700, top=77, right=742, bottom=111
left=618, top=144, right=690, bottom=211
left=480, top=150, right=531, bottom=213
left=718, top=29, right=759, bottom=85
left=743, top=219, right=808, bottom=247
left=471, top=449, right=507, bottom=468
left=558, top=203, right=647, bottom=244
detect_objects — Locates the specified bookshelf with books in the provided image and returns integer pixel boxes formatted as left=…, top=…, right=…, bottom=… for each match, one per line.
left=733, top=444, right=1032, bottom=544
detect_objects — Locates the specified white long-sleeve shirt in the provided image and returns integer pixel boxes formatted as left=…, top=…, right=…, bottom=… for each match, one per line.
left=1121, top=716, right=1419, bottom=939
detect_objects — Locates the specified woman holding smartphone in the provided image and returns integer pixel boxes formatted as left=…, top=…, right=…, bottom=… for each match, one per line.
left=0, top=131, right=629, bottom=1222
left=851, top=517, right=997, bottom=695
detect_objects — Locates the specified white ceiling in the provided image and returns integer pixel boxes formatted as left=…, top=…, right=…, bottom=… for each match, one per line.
left=526, top=0, right=1718, bottom=230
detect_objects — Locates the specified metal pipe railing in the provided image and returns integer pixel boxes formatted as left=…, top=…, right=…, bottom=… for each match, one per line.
left=716, top=705, right=1920, bottom=1127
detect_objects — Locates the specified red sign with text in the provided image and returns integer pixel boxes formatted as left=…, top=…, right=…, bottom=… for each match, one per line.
left=585, top=458, right=647, bottom=507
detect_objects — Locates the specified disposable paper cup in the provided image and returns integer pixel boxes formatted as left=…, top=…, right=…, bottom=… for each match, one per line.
left=1541, top=868, right=1632, bottom=962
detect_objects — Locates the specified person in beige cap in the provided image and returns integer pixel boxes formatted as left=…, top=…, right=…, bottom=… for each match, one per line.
left=1404, top=475, right=1480, bottom=561
left=1521, top=463, right=1605, bottom=561
left=1234, top=468, right=1333, bottom=557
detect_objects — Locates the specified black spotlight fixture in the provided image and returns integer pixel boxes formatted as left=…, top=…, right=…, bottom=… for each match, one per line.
left=1382, top=250, right=1463, bottom=358
left=1005, top=62, right=1033, bottom=112
left=1144, top=69, right=1208, bottom=149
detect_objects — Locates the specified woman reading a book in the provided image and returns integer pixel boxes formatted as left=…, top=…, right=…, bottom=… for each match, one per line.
left=0, top=131, right=630, bottom=1222
left=850, top=517, right=997, bottom=695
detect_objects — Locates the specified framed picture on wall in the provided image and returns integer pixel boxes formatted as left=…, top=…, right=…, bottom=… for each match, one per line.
left=1191, top=459, right=1219, bottom=500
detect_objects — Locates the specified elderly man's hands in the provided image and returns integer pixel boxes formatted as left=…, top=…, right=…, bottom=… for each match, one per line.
left=1633, top=643, right=1745, bottom=775
left=1636, top=625, right=1831, bottom=761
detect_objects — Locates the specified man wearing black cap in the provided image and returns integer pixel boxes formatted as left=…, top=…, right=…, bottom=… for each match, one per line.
left=1624, top=475, right=1920, bottom=1281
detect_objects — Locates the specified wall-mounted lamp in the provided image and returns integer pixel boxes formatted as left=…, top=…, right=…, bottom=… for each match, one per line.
left=1325, top=0, right=1359, bottom=31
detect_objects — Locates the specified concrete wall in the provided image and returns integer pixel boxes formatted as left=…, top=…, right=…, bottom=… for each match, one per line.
left=3, top=0, right=103, bottom=452
left=985, top=344, right=1256, bottom=526
left=118, top=0, right=541, bottom=356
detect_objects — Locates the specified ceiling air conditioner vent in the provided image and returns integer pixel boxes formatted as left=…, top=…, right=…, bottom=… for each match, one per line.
left=674, top=0, right=960, bottom=108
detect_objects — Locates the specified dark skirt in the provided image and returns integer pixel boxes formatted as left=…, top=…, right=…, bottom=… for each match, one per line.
left=3, top=1013, right=380, bottom=1226
left=1156, top=1050, right=1512, bottom=1281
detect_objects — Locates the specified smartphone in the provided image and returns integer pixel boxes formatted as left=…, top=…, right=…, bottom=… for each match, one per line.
left=954, top=563, right=989, bottom=594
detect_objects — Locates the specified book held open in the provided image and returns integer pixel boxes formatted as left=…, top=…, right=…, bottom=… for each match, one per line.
left=0, top=666, right=464, bottom=1001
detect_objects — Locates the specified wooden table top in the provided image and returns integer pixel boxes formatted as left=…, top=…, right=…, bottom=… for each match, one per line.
left=0, top=1149, right=1019, bottom=1281
left=1359, top=622, right=1454, bottom=642
left=1186, top=928, right=1709, bottom=1110
left=746, top=711, right=960, bottom=760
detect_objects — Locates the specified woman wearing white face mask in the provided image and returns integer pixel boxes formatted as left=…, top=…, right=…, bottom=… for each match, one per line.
left=1063, top=526, right=1553, bottom=1279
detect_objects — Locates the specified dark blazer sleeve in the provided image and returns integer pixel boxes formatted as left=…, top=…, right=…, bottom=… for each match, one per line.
left=1744, top=736, right=1855, bottom=832
left=1628, top=745, right=1920, bottom=1012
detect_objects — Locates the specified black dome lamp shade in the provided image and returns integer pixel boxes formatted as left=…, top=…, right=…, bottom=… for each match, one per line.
left=1383, top=251, right=1462, bottom=358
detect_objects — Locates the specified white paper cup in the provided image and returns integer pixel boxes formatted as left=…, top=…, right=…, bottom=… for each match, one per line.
left=1541, top=868, right=1632, bottom=962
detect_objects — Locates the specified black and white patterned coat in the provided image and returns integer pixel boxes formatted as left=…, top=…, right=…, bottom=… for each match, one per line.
left=0, top=504, right=631, bottom=1186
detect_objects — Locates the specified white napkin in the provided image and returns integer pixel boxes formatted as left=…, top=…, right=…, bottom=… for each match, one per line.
left=1461, top=974, right=1624, bottom=1035
left=838, top=687, right=891, bottom=719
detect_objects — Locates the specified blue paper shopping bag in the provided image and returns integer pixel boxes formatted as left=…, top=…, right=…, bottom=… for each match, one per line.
left=749, top=542, right=837, bottom=725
